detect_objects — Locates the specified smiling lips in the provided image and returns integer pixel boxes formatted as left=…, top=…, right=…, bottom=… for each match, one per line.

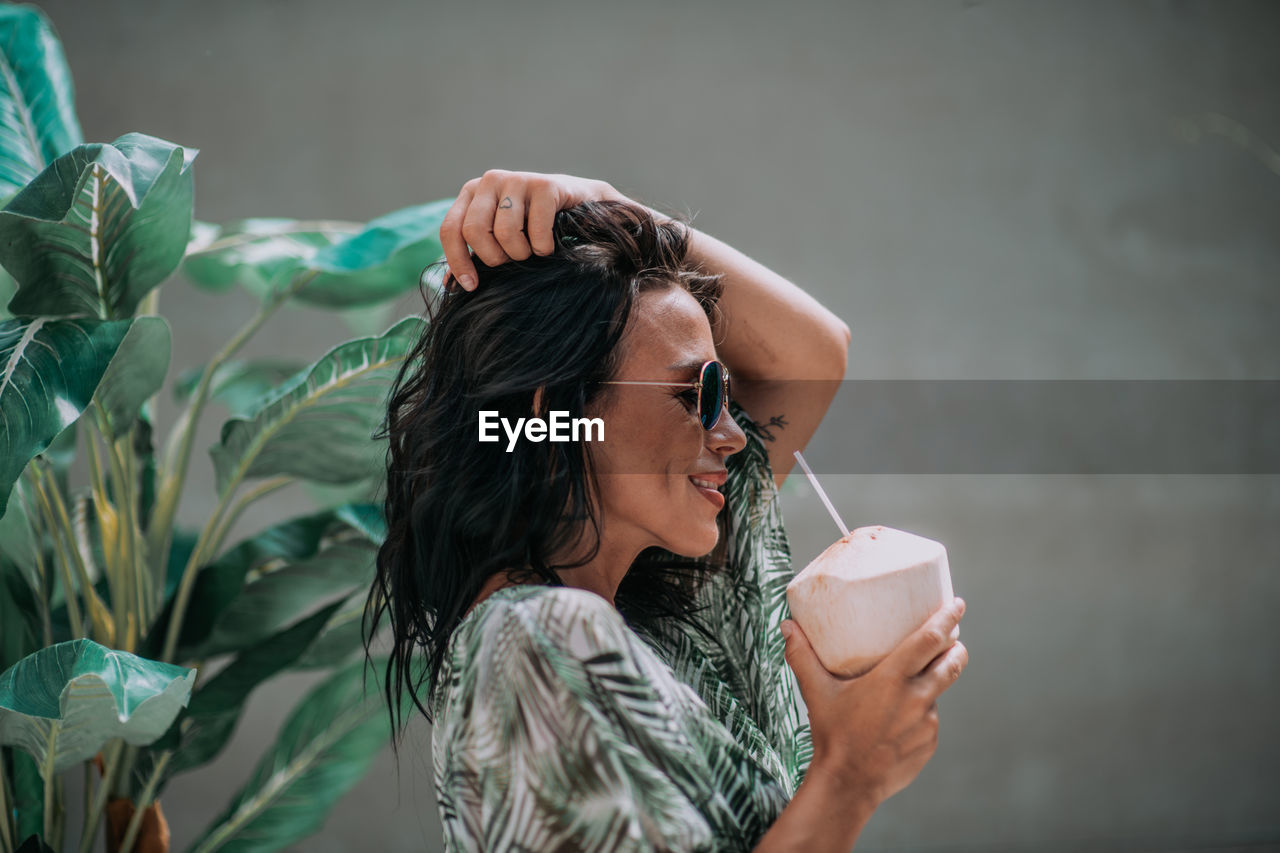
left=689, top=470, right=727, bottom=509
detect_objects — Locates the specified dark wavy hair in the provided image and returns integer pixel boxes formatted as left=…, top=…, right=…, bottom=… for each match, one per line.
left=365, top=199, right=727, bottom=738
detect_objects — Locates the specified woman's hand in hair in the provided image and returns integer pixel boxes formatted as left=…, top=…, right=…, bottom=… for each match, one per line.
left=441, top=169, right=629, bottom=291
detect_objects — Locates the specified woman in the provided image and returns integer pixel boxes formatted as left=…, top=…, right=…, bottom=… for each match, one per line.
left=367, top=170, right=969, bottom=851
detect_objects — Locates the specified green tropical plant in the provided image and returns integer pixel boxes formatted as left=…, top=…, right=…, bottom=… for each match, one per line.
left=0, top=5, right=442, bottom=851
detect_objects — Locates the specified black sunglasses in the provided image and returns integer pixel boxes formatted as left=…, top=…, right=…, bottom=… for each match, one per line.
left=601, top=359, right=731, bottom=431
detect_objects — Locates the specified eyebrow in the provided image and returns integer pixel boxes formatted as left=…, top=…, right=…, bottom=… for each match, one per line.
left=666, top=358, right=708, bottom=373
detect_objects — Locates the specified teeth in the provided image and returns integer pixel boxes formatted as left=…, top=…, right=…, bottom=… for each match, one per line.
left=690, top=478, right=720, bottom=490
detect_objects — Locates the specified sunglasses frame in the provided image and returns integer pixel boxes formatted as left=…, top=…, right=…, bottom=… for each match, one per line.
left=600, top=359, right=731, bottom=431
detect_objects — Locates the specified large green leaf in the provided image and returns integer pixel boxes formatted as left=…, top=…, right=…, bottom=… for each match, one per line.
left=199, top=538, right=376, bottom=658
left=172, top=358, right=308, bottom=417
left=181, top=200, right=450, bottom=308
left=181, top=218, right=354, bottom=297
left=92, top=314, right=170, bottom=438
left=0, top=316, right=133, bottom=519
left=291, top=593, right=366, bottom=671
left=141, top=505, right=379, bottom=661
left=209, top=315, right=424, bottom=496
left=0, top=133, right=196, bottom=319
left=300, top=199, right=450, bottom=307
left=0, top=6, right=83, bottom=200
left=332, top=501, right=386, bottom=544
left=157, top=601, right=343, bottom=780
left=188, top=657, right=391, bottom=853
left=0, top=639, right=195, bottom=774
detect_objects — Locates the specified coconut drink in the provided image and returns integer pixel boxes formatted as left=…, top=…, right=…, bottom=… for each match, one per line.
left=786, top=525, right=954, bottom=677
left=786, top=452, right=956, bottom=678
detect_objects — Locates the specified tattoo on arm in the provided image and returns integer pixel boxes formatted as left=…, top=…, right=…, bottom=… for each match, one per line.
left=758, top=414, right=789, bottom=442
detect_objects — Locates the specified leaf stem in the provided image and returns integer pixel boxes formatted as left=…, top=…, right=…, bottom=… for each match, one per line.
left=51, top=775, right=65, bottom=853
left=157, top=272, right=318, bottom=664
left=0, top=748, right=13, bottom=853
left=112, top=745, right=137, bottom=800
left=91, top=404, right=142, bottom=649
left=206, top=475, right=295, bottom=559
left=81, top=762, right=90, bottom=841
left=78, top=740, right=124, bottom=853
left=29, top=463, right=84, bottom=638
left=41, top=728, right=57, bottom=843
left=187, top=221, right=363, bottom=256
left=117, top=751, right=170, bottom=853
left=83, top=420, right=126, bottom=638
left=189, top=700, right=377, bottom=853
left=138, top=289, right=162, bottom=440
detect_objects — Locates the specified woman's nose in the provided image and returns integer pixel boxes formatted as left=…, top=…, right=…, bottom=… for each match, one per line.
left=707, top=403, right=746, bottom=455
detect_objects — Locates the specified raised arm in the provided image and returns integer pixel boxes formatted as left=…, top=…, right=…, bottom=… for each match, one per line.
left=438, top=169, right=850, bottom=489
left=645, top=208, right=850, bottom=489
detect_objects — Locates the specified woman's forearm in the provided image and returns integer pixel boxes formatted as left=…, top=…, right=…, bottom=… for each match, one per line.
left=753, top=765, right=879, bottom=853
left=631, top=200, right=849, bottom=383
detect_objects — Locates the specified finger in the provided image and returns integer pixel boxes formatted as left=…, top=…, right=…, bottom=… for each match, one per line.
left=461, top=185, right=514, bottom=270
left=918, top=640, right=969, bottom=697
left=440, top=184, right=479, bottom=290
left=526, top=185, right=558, bottom=256
left=887, top=597, right=966, bottom=678
left=493, top=183, right=534, bottom=261
left=781, top=620, right=833, bottom=701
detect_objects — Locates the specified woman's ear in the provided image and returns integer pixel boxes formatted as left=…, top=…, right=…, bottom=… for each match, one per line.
left=532, top=385, right=547, bottom=418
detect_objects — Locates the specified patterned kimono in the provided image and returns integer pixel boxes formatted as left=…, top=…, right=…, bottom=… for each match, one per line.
left=430, top=402, right=814, bottom=851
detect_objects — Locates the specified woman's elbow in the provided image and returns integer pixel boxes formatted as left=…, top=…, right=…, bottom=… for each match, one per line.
left=821, top=317, right=851, bottom=379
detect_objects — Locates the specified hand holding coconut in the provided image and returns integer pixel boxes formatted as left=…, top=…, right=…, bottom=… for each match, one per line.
left=781, top=596, right=967, bottom=807
left=781, top=452, right=970, bottom=810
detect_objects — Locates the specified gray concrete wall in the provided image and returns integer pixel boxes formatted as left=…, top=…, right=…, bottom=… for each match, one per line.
left=33, top=0, right=1279, bottom=850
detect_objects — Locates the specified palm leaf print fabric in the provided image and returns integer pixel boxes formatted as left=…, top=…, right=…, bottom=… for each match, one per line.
left=430, top=402, right=814, bottom=851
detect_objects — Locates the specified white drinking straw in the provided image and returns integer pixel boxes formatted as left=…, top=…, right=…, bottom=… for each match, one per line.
left=793, top=450, right=850, bottom=538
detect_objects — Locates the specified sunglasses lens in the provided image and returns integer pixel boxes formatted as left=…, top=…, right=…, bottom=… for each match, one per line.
left=700, top=361, right=724, bottom=430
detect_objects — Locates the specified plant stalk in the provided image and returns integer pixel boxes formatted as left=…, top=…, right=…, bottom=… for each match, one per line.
left=0, top=748, right=13, bottom=853
left=29, top=464, right=84, bottom=639
left=117, top=751, right=170, bottom=853
left=188, top=701, right=375, bottom=853
left=147, top=283, right=290, bottom=592
left=78, top=740, right=124, bottom=853
left=123, top=424, right=153, bottom=621
left=157, top=272, right=317, bottom=663
left=41, top=728, right=57, bottom=843
left=206, top=475, right=295, bottom=559
left=82, top=761, right=91, bottom=842
left=188, top=220, right=361, bottom=256
left=91, top=405, right=141, bottom=649
left=51, top=775, right=65, bottom=853
left=84, top=421, right=126, bottom=639
left=43, top=463, right=114, bottom=646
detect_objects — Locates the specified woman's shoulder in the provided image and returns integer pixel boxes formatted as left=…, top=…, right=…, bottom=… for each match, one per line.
left=450, top=583, right=640, bottom=672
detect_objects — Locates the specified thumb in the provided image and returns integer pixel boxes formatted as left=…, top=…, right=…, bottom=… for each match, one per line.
left=781, top=619, right=829, bottom=698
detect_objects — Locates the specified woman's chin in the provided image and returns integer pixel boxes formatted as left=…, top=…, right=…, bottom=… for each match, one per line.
left=662, top=524, right=720, bottom=559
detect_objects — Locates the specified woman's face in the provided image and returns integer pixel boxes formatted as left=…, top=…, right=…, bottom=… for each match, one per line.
left=585, top=285, right=747, bottom=558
